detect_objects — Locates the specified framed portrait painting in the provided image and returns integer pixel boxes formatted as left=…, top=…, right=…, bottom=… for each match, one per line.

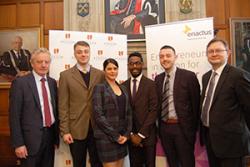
left=230, top=17, right=250, bottom=73
left=0, top=26, right=43, bottom=83
left=105, top=0, right=165, bottom=40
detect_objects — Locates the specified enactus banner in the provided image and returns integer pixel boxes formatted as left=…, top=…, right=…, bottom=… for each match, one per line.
left=145, top=18, right=214, bottom=167
left=145, top=17, right=214, bottom=83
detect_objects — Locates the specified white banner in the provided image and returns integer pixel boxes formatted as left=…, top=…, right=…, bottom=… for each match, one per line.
left=145, top=18, right=214, bottom=167
left=145, top=17, right=214, bottom=83
left=49, top=30, right=127, bottom=167
left=49, top=30, right=127, bottom=82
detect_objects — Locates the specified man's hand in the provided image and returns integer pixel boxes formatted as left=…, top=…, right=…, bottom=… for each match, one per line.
left=121, top=14, right=136, bottom=28
left=15, top=145, right=28, bottom=159
left=117, top=135, right=128, bottom=144
left=130, top=134, right=143, bottom=147
left=63, top=133, right=74, bottom=144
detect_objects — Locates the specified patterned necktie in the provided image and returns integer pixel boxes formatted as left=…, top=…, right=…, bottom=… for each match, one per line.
left=40, top=77, right=52, bottom=127
left=201, top=72, right=217, bottom=126
left=161, top=74, right=170, bottom=121
left=132, top=78, right=137, bottom=100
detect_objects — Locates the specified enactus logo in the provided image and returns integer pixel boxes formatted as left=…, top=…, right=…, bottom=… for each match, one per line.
left=183, top=25, right=212, bottom=38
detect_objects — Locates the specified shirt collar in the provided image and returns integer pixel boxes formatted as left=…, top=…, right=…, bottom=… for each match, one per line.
left=76, top=63, right=90, bottom=73
left=32, top=70, right=47, bottom=81
left=131, top=73, right=143, bottom=83
left=165, top=65, right=177, bottom=78
left=213, top=63, right=227, bottom=76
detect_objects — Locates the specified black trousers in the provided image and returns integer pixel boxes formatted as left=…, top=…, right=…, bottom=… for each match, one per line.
left=69, top=127, right=102, bottom=167
left=204, top=127, right=243, bottom=167
left=128, top=141, right=156, bottom=167
left=21, top=127, right=55, bottom=167
left=159, top=122, right=195, bottom=167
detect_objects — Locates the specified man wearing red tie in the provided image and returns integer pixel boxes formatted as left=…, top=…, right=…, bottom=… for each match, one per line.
left=9, top=48, right=59, bottom=167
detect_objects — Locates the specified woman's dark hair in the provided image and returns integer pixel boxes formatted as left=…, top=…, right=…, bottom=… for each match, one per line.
left=103, top=58, right=119, bottom=70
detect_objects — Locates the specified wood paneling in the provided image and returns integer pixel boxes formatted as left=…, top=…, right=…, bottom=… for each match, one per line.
left=0, top=4, right=16, bottom=28
left=44, top=34, right=49, bottom=49
left=17, top=2, right=40, bottom=27
left=206, top=0, right=226, bottom=25
left=44, top=1, right=63, bottom=34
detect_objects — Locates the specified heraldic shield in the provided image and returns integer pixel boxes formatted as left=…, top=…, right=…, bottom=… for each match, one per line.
left=77, top=2, right=89, bottom=17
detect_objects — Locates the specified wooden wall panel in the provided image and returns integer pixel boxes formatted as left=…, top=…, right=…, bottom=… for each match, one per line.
left=44, top=1, right=63, bottom=34
left=44, top=34, right=49, bottom=49
left=0, top=4, right=16, bottom=28
left=228, top=0, right=250, bottom=17
left=0, top=85, right=10, bottom=136
left=206, top=0, right=226, bottom=25
left=17, top=2, right=40, bottom=27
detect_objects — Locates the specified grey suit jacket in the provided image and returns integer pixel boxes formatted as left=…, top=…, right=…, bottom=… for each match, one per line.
left=59, top=65, right=104, bottom=140
left=9, top=73, right=59, bottom=155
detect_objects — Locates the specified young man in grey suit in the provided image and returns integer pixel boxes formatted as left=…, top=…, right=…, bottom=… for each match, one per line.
left=155, top=45, right=200, bottom=167
left=123, top=52, right=158, bottom=167
left=200, top=38, right=250, bottom=167
left=58, top=41, right=104, bottom=167
left=9, top=48, right=59, bottom=167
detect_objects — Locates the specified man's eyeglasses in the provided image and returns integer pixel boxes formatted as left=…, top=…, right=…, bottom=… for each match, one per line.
left=128, top=61, right=142, bottom=66
left=207, top=49, right=227, bottom=55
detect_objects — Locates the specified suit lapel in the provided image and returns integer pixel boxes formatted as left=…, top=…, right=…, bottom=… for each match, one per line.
left=89, top=66, right=98, bottom=90
left=105, top=81, right=119, bottom=111
left=211, top=65, right=230, bottom=105
left=135, top=75, right=146, bottom=100
left=28, top=73, right=41, bottom=110
left=71, top=65, right=87, bottom=88
left=126, top=78, right=133, bottom=101
left=201, top=71, right=212, bottom=102
left=173, top=68, right=181, bottom=96
left=159, top=72, right=165, bottom=94
left=47, top=77, right=56, bottom=114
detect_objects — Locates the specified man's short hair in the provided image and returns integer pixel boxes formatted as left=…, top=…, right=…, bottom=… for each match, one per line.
left=74, top=41, right=90, bottom=50
left=160, top=45, right=176, bottom=54
left=206, top=38, right=229, bottom=50
left=128, top=52, right=143, bottom=62
left=31, top=48, right=51, bottom=62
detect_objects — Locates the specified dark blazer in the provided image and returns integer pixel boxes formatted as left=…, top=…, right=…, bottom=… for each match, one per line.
left=200, top=64, right=250, bottom=158
left=155, top=68, right=200, bottom=145
left=1, top=49, right=31, bottom=76
left=123, top=75, right=158, bottom=146
left=92, top=80, right=132, bottom=142
left=9, top=73, right=59, bottom=156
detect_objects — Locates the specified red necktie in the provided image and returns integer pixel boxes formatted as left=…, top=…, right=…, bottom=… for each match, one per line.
left=40, top=78, right=52, bottom=127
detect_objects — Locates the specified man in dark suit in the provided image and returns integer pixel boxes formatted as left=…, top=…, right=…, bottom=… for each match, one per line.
left=9, top=48, right=59, bottom=167
left=123, top=52, right=158, bottom=167
left=0, top=36, right=31, bottom=81
left=200, top=38, right=250, bottom=167
left=59, top=41, right=104, bottom=167
left=155, top=45, right=200, bottom=167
